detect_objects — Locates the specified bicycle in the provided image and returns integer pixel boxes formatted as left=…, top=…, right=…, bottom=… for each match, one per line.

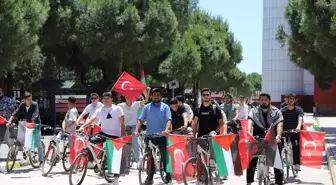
left=254, top=135, right=270, bottom=185
left=281, top=129, right=298, bottom=183
left=138, top=132, right=169, bottom=185
left=68, top=131, right=112, bottom=185
left=41, top=126, right=71, bottom=176
left=6, top=121, right=46, bottom=173
left=182, top=135, right=219, bottom=185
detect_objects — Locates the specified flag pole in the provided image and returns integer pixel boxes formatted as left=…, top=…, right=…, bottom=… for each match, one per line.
left=111, top=71, right=126, bottom=91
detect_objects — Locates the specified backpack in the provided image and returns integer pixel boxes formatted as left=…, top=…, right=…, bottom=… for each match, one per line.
left=196, top=103, right=217, bottom=118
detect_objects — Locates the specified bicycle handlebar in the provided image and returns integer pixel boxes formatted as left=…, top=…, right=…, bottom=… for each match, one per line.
left=283, top=129, right=297, bottom=134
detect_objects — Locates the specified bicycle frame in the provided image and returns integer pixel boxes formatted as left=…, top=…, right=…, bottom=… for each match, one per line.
left=146, top=139, right=160, bottom=170
left=82, top=139, right=106, bottom=171
left=196, top=140, right=211, bottom=172
left=282, top=136, right=293, bottom=165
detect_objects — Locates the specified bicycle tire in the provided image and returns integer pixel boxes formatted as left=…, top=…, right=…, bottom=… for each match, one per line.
left=183, top=157, right=208, bottom=185
left=6, top=145, right=17, bottom=173
left=257, top=161, right=264, bottom=185
left=130, top=148, right=135, bottom=167
left=62, top=144, right=71, bottom=172
left=30, top=141, right=45, bottom=168
left=69, top=153, right=88, bottom=185
left=288, top=142, right=298, bottom=177
left=157, top=152, right=169, bottom=184
left=139, top=153, right=151, bottom=185
left=281, top=149, right=289, bottom=184
left=42, top=145, right=57, bottom=176
left=101, top=153, right=114, bottom=183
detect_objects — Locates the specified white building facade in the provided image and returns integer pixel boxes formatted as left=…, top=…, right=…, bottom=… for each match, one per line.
left=262, top=0, right=314, bottom=102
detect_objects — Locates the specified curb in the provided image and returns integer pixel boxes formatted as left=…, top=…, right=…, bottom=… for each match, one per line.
left=0, top=160, right=31, bottom=171
left=323, top=126, right=336, bottom=185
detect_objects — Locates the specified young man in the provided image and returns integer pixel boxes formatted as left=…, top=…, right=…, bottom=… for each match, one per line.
left=7, top=92, right=44, bottom=165
left=176, top=95, right=194, bottom=122
left=118, top=87, right=150, bottom=167
left=57, top=96, right=78, bottom=145
left=280, top=96, right=288, bottom=109
left=193, top=88, right=226, bottom=185
left=134, top=88, right=172, bottom=185
left=77, top=93, right=103, bottom=127
left=281, top=94, right=304, bottom=171
left=233, top=96, right=248, bottom=120
left=79, top=92, right=125, bottom=185
left=169, top=98, right=188, bottom=134
left=246, top=93, right=284, bottom=185
left=221, top=94, right=237, bottom=121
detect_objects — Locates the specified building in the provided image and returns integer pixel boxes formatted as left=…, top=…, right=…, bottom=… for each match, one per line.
left=262, top=0, right=314, bottom=107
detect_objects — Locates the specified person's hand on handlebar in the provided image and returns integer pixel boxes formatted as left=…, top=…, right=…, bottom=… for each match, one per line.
left=179, top=125, right=187, bottom=130
left=77, top=125, right=85, bottom=133
left=133, top=131, right=139, bottom=136
left=162, top=130, right=170, bottom=136
left=6, top=122, right=12, bottom=128
left=295, top=127, right=301, bottom=132
left=209, top=130, right=217, bottom=136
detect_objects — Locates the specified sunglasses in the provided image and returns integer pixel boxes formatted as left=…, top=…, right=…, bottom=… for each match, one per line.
left=91, top=97, right=98, bottom=100
left=202, top=94, right=210, bottom=97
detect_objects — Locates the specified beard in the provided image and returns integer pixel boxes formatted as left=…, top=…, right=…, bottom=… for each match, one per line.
left=152, top=99, right=160, bottom=103
left=260, top=104, right=270, bottom=109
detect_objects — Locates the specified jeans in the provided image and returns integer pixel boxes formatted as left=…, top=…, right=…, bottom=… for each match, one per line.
left=145, top=136, right=171, bottom=182
left=126, top=125, right=140, bottom=162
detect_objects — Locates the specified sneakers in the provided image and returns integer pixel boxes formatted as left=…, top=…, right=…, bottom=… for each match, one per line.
left=294, top=164, right=301, bottom=171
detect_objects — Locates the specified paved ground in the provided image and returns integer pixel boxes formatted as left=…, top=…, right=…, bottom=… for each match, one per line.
left=0, top=115, right=333, bottom=185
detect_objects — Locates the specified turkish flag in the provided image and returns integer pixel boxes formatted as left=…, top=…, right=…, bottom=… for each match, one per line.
left=0, top=116, right=7, bottom=125
left=112, top=72, right=147, bottom=101
left=238, top=128, right=258, bottom=170
left=300, top=131, right=325, bottom=168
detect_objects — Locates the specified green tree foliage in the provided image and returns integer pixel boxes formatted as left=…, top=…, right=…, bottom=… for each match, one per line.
left=277, top=0, right=336, bottom=90
left=246, top=72, right=261, bottom=91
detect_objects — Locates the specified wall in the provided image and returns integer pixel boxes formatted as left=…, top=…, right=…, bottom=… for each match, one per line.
left=314, top=81, right=336, bottom=116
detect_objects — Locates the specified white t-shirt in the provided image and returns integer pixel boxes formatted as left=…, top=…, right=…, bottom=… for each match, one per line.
left=65, top=107, right=78, bottom=134
left=183, top=103, right=193, bottom=120
left=82, top=102, right=103, bottom=123
left=237, top=104, right=248, bottom=120
left=117, top=101, right=140, bottom=126
left=93, top=105, right=124, bottom=136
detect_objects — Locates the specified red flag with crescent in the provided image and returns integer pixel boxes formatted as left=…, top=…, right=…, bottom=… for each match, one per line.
left=112, top=72, right=147, bottom=101
left=300, top=131, right=325, bottom=168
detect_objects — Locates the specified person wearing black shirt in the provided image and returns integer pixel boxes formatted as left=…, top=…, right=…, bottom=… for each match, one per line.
left=280, top=96, right=288, bottom=109
left=281, top=94, right=304, bottom=171
left=169, top=98, right=188, bottom=133
left=246, top=93, right=284, bottom=185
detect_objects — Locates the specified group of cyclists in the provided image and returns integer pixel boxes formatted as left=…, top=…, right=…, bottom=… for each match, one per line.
left=2, top=87, right=305, bottom=185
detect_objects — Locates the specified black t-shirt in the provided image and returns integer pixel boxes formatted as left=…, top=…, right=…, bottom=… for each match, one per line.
left=195, top=104, right=223, bottom=137
left=281, top=106, right=304, bottom=130
left=280, top=102, right=287, bottom=109
left=171, top=105, right=186, bottom=130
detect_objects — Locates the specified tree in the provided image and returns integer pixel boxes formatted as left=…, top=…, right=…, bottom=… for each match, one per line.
left=277, top=0, right=336, bottom=90
left=0, top=0, right=49, bottom=93
left=246, top=72, right=261, bottom=91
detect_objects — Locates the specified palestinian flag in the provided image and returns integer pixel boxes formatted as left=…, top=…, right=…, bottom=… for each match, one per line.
left=211, top=134, right=236, bottom=177
left=167, top=141, right=193, bottom=183
left=69, top=134, right=87, bottom=163
left=141, top=68, right=147, bottom=85
left=24, top=122, right=38, bottom=149
left=300, top=131, right=325, bottom=168
left=0, top=116, right=7, bottom=125
left=264, top=126, right=282, bottom=170
left=106, top=135, right=133, bottom=174
left=238, top=128, right=258, bottom=170
left=303, top=123, right=322, bottom=132
left=166, top=134, right=192, bottom=173
left=229, top=134, right=243, bottom=176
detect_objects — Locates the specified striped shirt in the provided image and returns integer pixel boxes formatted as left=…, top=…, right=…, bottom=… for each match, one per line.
left=281, top=106, right=304, bottom=130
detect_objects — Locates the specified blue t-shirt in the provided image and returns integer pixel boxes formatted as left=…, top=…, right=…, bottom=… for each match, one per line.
left=139, top=102, right=171, bottom=134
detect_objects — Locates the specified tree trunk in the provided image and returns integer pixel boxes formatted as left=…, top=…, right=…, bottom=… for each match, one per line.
left=192, top=80, right=200, bottom=109
left=0, top=70, right=6, bottom=93
left=6, top=71, right=13, bottom=97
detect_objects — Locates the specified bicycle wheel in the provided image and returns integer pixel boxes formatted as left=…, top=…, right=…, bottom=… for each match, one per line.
left=139, top=153, right=152, bottom=185
left=69, top=153, right=88, bottom=185
left=101, top=152, right=114, bottom=183
left=157, top=152, right=169, bottom=184
left=6, top=145, right=18, bottom=173
left=281, top=150, right=289, bottom=184
left=183, top=157, right=208, bottom=185
left=288, top=142, right=298, bottom=177
left=30, top=141, right=45, bottom=168
left=62, top=144, right=71, bottom=172
left=42, top=145, right=57, bottom=176
left=257, top=161, right=265, bottom=185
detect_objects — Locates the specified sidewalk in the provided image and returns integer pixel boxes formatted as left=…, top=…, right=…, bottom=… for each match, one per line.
left=307, top=116, right=336, bottom=185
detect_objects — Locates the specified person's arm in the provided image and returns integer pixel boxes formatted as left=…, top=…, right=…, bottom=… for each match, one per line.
left=296, top=108, right=304, bottom=131
left=141, top=87, right=151, bottom=105
left=164, top=105, right=172, bottom=133
left=31, top=103, right=40, bottom=123
left=276, top=121, right=284, bottom=143
left=136, top=106, right=147, bottom=133
left=117, top=107, right=126, bottom=136
left=244, top=105, right=248, bottom=119
left=247, top=118, right=254, bottom=134
left=215, top=106, right=225, bottom=133
left=181, top=106, right=188, bottom=129
left=186, top=105, right=194, bottom=121
left=79, top=109, right=99, bottom=130
left=66, top=109, right=78, bottom=131
left=77, top=106, right=89, bottom=123
left=233, top=108, right=239, bottom=120
left=8, top=102, right=24, bottom=123
left=192, top=108, right=199, bottom=137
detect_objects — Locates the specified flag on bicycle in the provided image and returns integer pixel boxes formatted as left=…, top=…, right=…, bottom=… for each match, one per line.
left=106, top=135, right=133, bottom=174
left=166, top=134, right=192, bottom=173
left=0, top=116, right=7, bottom=125
left=69, top=135, right=87, bottom=163
left=211, top=134, right=236, bottom=177
left=112, top=72, right=147, bottom=101
left=300, top=131, right=325, bottom=168
left=229, top=134, right=243, bottom=176
left=167, top=140, right=193, bottom=183
left=238, top=128, right=258, bottom=170
left=303, top=123, right=322, bottom=132
left=86, top=124, right=102, bottom=156
left=24, top=122, right=38, bottom=149
left=264, top=126, right=282, bottom=170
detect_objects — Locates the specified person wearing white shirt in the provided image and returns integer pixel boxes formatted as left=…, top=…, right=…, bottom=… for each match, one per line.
left=77, top=93, right=103, bottom=133
left=176, top=95, right=194, bottom=122
left=118, top=87, right=150, bottom=167
left=79, top=92, right=125, bottom=185
left=233, top=96, right=249, bottom=120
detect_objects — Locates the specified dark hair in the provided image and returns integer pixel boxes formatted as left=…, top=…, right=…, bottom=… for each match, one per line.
left=170, top=98, right=179, bottom=105
left=175, top=95, right=185, bottom=103
left=102, top=92, right=113, bottom=98
left=68, top=96, right=76, bottom=103
left=286, top=94, right=297, bottom=98
left=259, top=93, right=271, bottom=101
left=24, top=92, right=32, bottom=99
left=151, top=88, right=162, bottom=95
left=90, top=93, right=99, bottom=98
left=239, top=95, right=245, bottom=99
left=201, top=88, right=210, bottom=94
left=224, top=94, right=233, bottom=99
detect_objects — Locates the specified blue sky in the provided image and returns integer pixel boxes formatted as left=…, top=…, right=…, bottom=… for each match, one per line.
left=199, top=0, right=263, bottom=74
